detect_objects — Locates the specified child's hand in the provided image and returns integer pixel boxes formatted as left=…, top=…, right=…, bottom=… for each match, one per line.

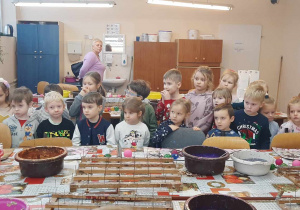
left=169, top=125, right=179, bottom=131
left=160, top=90, right=171, bottom=102
left=192, top=126, right=201, bottom=131
left=79, top=86, right=90, bottom=97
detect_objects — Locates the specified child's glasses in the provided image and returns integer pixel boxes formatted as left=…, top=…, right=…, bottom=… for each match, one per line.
left=125, top=89, right=140, bottom=97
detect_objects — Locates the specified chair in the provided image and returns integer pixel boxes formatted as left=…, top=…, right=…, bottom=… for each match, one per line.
left=19, top=137, right=73, bottom=147
left=161, top=128, right=206, bottom=149
left=102, top=112, right=111, bottom=122
left=271, top=133, right=300, bottom=149
left=37, top=81, right=49, bottom=95
left=202, top=137, right=250, bottom=149
left=0, top=123, right=12, bottom=148
left=58, top=83, right=79, bottom=92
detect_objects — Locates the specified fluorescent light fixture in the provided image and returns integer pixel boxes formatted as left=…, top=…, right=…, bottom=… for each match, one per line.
left=12, top=0, right=116, bottom=8
left=147, top=0, right=232, bottom=11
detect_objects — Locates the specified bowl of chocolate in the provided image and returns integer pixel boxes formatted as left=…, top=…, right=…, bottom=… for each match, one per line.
left=15, top=146, right=67, bottom=178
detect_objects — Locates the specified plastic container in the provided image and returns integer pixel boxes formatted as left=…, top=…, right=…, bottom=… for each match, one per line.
left=231, top=150, right=274, bottom=176
left=147, top=91, right=161, bottom=100
left=158, top=30, right=172, bottom=42
left=188, top=29, right=199, bottom=39
left=184, top=194, right=256, bottom=210
left=65, top=76, right=76, bottom=83
left=182, top=145, right=229, bottom=175
left=148, top=34, right=158, bottom=42
left=0, top=198, right=29, bottom=210
left=63, top=90, right=70, bottom=98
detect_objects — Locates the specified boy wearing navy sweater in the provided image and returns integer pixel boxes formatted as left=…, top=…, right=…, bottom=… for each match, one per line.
left=72, top=92, right=115, bottom=146
left=231, top=84, right=271, bottom=149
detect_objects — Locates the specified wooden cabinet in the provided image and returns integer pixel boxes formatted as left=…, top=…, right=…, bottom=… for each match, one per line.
left=133, top=42, right=177, bottom=91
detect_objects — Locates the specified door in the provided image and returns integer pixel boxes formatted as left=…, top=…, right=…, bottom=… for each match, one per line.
left=38, top=55, right=59, bottom=84
left=38, top=24, right=59, bottom=55
left=17, top=55, right=38, bottom=92
left=200, top=40, right=223, bottom=63
left=17, top=24, right=38, bottom=55
left=178, top=67, right=197, bottom=92
left=178, top=39, right=200, bottom=63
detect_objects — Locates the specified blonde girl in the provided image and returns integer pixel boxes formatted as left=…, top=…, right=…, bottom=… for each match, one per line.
left=115, top=97, right=150, bottom=149
left=151, top=98, right=192, bottom=148
left=185, top=66, right=214, bottom=134
left=0, top=78, right=13, bottom=122
left=278, top=96, right=300, bottom=134
left=213, top=87, right=232, bottom=107
left=218, top=69, right=239, bottom=102
left=69, top=71, right=106, bottom=122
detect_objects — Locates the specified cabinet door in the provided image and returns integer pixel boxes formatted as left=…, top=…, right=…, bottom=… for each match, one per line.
left=17, top=55, right=38, bottom=92
left=38, top=55, right=59, bottom=84
left=200, top=40, right=223, bottom=63
left=38, top=25, right=59, bottom=55
left=178, top=39, right=200, bottom=63
left=178, top=67, right=196, bottom=92
left=17, top=24, right=38, bottom=55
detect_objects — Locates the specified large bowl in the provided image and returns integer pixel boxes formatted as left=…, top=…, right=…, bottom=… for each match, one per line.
left=15, top=146, right=67, bottom=178
left=0, top=198, right=29, bottom=210
left=184, top=194, right=256, bottom=210
left=182, top=145, right=229, bottom=175
left=231, top=150, right=274, bottom=176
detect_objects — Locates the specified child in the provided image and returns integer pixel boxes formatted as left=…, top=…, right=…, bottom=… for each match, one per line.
left=260, top=96, right=279, bottom=141
left=207, top=104, right=239, bottom=137
left=218, top=69, right=239, bottom=103
left=249, top=80, right=269, bottom=95
left=278, top=96, right=300, bottom=133
left=213, top=87, right=232, bottom=107
left=120, top=80, right=157, bottom=138
left=231, top=84, right=271, bottom=149
left=151, top=98, right=193, bottom=148
left=155, top=69, right=183, bottom=122
left=36, top=91, right=75, bottom=139
left=69, top=71, right=106, bottom=123
left=31, top=84, right=70, bottom=123
left=0, top=78, right=13, bottom=122
left=115, top=97, right=150, bottom=148
left=3, top=87, right=39, bottom=148
left=185, top=66, right=214, bottom=134
left=72, top=92, right=115, bottom=146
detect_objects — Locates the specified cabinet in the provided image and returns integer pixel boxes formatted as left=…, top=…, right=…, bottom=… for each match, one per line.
left=133, top=42, right=177, bottom=91
left=17, top=22, right=64, bottom=92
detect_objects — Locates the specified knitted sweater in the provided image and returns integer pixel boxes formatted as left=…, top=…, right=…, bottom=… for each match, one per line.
left=79, top=52, right=106, bottom=80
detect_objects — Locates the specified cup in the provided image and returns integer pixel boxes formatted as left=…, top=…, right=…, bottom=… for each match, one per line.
left=136, top=36, right=140, bottom=41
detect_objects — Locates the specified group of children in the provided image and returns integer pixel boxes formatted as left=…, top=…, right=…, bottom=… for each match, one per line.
left=0, top=65, right=300, bottom=150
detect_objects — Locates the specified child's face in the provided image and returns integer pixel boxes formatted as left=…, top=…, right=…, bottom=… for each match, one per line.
left=193, top=72, right=208, bottom=93
left=170, top=104, right=187, bottom=126
left=219, top=75, right=235, bottom=91
left=214, top=109, right=234, bottom=131
left=244, top=97, right=263, bottom=116
left=0, top=87, right=8, bottom=105
left=260, top=103, right=276, bottom=122
left=45, top=101, right=65, bottom=120
left=289, top=103, right=300, bottom=126
left=83, top=76, right=101, bottom=92
left=163, top=78, right=181, bottom=96
left=11, top=99, right=31, bottom=120
left=124, top=108, right=142, bottom=125
left=213, top=95, right=226, bottom=107
left=82, top=102, right=102, bottom=122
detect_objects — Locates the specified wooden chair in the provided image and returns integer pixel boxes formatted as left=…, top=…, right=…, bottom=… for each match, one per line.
left=202, top=137, right=250, bottom=149
left=37, top=81, right=49, bottom=95
left=57, top=83, right=79, bottom=92
left=102, top=112, right=111, bottom=122
left=0, top=123, right=12, bottom=148
left=19, top=137, right=73, bottom=147
left=271, top=133, right=300, bottom=149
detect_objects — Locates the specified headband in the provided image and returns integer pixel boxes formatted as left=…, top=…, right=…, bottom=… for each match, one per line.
left=0, top=78, right=10, bottom=88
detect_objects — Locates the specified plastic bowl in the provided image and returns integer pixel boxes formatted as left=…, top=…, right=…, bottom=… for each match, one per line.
left=63, top=90, right=70, bottom=98
left=184, top=194, right=256, bottom=210
left=0, top=198, right=29, bottom=210
left=15, top=146, right=67, bottom=178
left=231, top=150, right=274, bottom=176
left=182, top=145, right=229, bottom=175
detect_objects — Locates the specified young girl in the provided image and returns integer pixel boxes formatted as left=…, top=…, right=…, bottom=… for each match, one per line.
left=185, top=66, right=214, bottom=134
left=69, top=71, right=106, bottom=122
left=151, top=98, right=192, bottom=148
left=213, top=87, right=232, bottom=107
left=115, top=97, right=150, bottom=149
left=218, top=69, right=239, bottom=103
left=260, top=96, right=279, bottom=140
left=0, top=78, right=13, bottom=122
left=278, top=96, right=300, bottom=134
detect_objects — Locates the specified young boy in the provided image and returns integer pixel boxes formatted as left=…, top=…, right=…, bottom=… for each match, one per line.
left=72, top=92, right=115, bottom=146
left=155, top=69, right=183, bottom=122
left=231, top=84, right=271, bottom=149
left=120, top=80, right=157, bottom=138
left=36, top=91, right=75, bottom=139
left=3, top=87, right=39, bottom=148
left=207, top=104, right=239, bottom=137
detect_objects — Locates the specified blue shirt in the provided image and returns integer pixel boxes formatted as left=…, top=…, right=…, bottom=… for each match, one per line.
left=207, top=128, right=239, bottom=137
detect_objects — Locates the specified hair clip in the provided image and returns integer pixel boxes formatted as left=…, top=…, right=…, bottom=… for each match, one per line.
left=265, top=95, right=269, bottom=99
left=0, top=78, right=10, bottom=88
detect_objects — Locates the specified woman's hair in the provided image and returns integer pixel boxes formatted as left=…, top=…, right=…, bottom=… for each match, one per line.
left=287, top=96, right=300, bottom=119
left=220, top=69, right=239, bottom=88
left=212, top=88, right=232, bottom=104
left=83, top=71, right=106, bottom=96
left=122, top=97, right=145, bottom=116
left=44, top=84, right=63, bottom=96
left=170, top=98, right=191, bottom=114
left=191, top=66, right=214, bottom=91
left=44, top=91, right=64, bottom=108
left=244, top=84, right=266, bottom=103
left=92, top=38, right=102, bottom=47
left=82, top=92, right=103, bottom=106
left=0, top=78, right=10, bottom=104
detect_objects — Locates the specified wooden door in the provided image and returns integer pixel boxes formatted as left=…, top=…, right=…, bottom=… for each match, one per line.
left=200, top=40, right=223, bottom=63
left=177, top=39, right=200, bottom=63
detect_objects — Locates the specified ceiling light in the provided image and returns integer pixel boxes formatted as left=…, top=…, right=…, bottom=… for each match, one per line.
left=147, top=0, right=232, bottom=11
left=12, top=0, right=116, bottom=8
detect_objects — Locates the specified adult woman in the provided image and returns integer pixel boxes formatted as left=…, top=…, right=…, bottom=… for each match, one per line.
left=79, top=38, right=106, bottom=81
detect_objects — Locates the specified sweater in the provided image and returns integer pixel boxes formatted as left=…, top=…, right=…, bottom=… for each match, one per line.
left=78, top=52, right=106, bottom=80
left=36, top=118, right=75, bottom=139
left=231, top=110, right=271, bottom=149
left=155, top=99, right=176, bottom=122
left=3, top=115, right=39, bottom=148
left=207, top=128, right=239, bottom=138
left=277, top=120, right=300, bottom=134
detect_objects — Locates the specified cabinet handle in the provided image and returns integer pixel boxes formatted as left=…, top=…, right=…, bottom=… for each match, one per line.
left=203, top=57, right=206, bottom=61
left=40, top=56, right=42, bottom=58
left=157, top=87, right=159, bottom=90
left=34, top=51, right=37, bottom=53
left=34, top=56, right=37, bottom=59
left=195, top=57, right=198, bottom=60
left=40, top=51, right=43, bottom=53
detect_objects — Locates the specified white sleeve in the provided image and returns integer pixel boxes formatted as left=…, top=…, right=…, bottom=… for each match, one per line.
left=72, top=125, right=81, bottom=146
left=106, top=124, right=116, bottom=145
left=143, top=125, right=150, bottom=146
